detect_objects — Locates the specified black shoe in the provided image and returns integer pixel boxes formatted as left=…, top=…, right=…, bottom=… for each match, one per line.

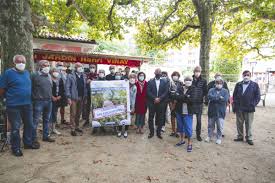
left=157, top=135, right=163, bottom=139
left=222, top=134, right=225, bottom=138
left=148, top=134, right=154, bottom=139
left=83, top=121, right=89, bottom=128
left=75, top=128, right=83, bottom=133
left=12, top=149, right=23, bottom=157
left=24, top=143, right=40, bottom=149
left=71, top=130, right=77, bottom=136
left=197, top=136, right=202, bottom=141
left=32, top=140, right=41, bottom=149
left=234, top=138, right=243, bottom=142
left=247, top=140, right=254, bottom=145
left=43, top=137, right=55, bottom=142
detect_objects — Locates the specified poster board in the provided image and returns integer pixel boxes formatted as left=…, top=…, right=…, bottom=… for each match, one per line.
left=91, top=80, right=130, bottom=127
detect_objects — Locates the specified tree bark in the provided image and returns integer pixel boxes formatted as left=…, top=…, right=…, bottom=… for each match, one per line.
left=192, top=0, right=213, bottom=82
left=0, top=0, right=34, bottom=72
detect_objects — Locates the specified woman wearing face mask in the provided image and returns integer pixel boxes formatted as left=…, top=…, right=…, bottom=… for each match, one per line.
left=50, top=68, right=63, bottom=135
left=172, top=76, right=195, bottom=152
left=117, top=73, right=137, bottom=138
left=169, top=71, right=183, bottom=138
left=135, top=72, right=147, bottom=134
left=205, top=78, right=229, bottom=145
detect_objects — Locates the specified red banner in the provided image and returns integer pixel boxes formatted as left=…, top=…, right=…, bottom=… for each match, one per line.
left=33, top=51, right=142, bottom=67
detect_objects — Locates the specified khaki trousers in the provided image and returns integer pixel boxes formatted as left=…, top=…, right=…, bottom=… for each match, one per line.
left=70, top=98, right=84, bottom=130
left=236, top=112, right=254, bottom=141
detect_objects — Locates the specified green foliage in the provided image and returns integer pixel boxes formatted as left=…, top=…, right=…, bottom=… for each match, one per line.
left=31, top=0, right=138, bottom=40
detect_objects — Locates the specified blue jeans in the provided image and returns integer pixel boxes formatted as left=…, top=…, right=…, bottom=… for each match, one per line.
left=6, top=104, right=33, bottom=151
left=208, top=117, right=224, bottom=140
left=33, top=100, right=52, bottom=140
left=176, top=113, right=193, bottom=138
left=50, top=101, right=59, bottom=124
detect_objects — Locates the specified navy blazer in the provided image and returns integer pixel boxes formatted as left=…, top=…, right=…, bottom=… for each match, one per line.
left=233, top=81, right=261, bottom=113
left=147, top=78, right=169, bottom=104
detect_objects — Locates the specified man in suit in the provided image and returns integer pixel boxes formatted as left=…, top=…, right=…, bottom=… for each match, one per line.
left=147, top=68, right=169, bottom=139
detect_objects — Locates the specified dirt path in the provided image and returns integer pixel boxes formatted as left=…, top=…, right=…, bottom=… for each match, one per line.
left=1, top=106, right=275, bottom=183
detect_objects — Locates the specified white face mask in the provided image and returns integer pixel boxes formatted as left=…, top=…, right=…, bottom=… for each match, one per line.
left=90, top=68, right=96, bottom=73
left=99, top=73, right=105, bottom=78
left=185, top=80, right=192, bottom=87
left=216, top=84, right=223, bottom=89
left=41, top=67, right=50, bottom=74
left=194, top=72, right=201, bottom=78
left=115, top=76, right=121, bottom=80
left=52, top=72, right=59, bottom=78
left=77, top=67, right=83, bottom=73
left=15, top=63, right=26, bottom=71
left=243, top=76, right=250, bottom=83
left=130, top=78, right=136, bottom=84
left=57, top=66, right=63, bottom=71
left=172, top=76, right=179, bottom=81
left=138, top=76, right=145, bottom=82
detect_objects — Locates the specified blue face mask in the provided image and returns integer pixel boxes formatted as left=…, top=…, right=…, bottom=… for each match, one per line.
left=115, top=76, right=121, bottom=80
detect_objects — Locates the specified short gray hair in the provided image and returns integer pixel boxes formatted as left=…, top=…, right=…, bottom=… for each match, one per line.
left=38, top=60, right=49, bottom=67
left=98, top=69, right=105, bottom=74
left=13, top=55, right=26, bottom=63
left=184, top=76, right=193, bottom=81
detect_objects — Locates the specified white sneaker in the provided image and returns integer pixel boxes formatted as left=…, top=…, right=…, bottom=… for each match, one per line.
left=205, top=137, right=211, bottom=143
left=161, top=126, right=165, bottom=132
left=216, top=139, right=222, bottom=145
left=117, top=132, right=122, bottom=137
left=123, top=131, right=128, bottom=138
left=53, top=128, right=61, bottom=135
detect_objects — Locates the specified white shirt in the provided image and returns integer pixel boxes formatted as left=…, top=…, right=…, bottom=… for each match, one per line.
left=155, top=79, right=160, bottom=96
left=242, top=81, right=250, bottom=94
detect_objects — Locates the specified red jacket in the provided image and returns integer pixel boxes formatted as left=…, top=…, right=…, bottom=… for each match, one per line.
left=135, top=81, right=147, bottom=114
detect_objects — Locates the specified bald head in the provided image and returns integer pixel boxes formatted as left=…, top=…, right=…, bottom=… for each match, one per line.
left=155, top=68, right=162, bottom=79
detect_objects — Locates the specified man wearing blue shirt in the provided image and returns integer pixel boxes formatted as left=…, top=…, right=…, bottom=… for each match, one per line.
left=0, top=55, right=39, bottom=157
left=233, top=70, right=261, bottom=145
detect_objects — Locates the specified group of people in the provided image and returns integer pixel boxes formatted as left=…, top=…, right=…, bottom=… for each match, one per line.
left=0, top=54, right=261, bottom=157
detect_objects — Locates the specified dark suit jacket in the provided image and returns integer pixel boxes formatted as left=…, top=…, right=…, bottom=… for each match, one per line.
left=147, top=78, right=169, bottom=105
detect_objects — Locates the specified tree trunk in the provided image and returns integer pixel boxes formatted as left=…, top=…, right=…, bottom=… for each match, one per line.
left=192, top=0, right=213, bottom=82
left=0, top=0, right=34, bottom=72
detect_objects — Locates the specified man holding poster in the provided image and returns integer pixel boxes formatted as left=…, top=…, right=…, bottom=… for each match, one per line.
left=90, top=80, right=130, bottom=130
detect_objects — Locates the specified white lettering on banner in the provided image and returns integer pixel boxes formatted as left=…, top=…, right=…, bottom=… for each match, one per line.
left=93, top=105, right=126, bottom=119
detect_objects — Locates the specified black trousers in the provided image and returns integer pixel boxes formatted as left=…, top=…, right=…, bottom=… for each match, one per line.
left=194, top=104, right=203, bottom=137
left=148, top=102, right=166, bottom=136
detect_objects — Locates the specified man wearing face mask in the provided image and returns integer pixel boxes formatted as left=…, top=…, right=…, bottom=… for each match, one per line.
left=233, top=70, right=260, bottom=145
left=114, top=72, right=123, bottom=80
left=147, top=68, right=169, bottom=139
left=65, top=62, right=87, bottom=136
left=32, top=60, right=55, bottom=143
left=97, top=69, right=106, bottom=80
left=205, top=78, right=229, bottom=145
left=106, top=66, right=116, bottom=80
left=192, top=66, right=207, bottom=141
left=0, top=55, right=40, bottom=157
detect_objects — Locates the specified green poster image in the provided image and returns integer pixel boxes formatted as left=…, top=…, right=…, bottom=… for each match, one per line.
left=91, top=80, right=130, bottom=127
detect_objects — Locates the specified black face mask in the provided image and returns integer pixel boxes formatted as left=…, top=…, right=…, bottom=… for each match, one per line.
left=155, top=74, right=161, bottom=79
